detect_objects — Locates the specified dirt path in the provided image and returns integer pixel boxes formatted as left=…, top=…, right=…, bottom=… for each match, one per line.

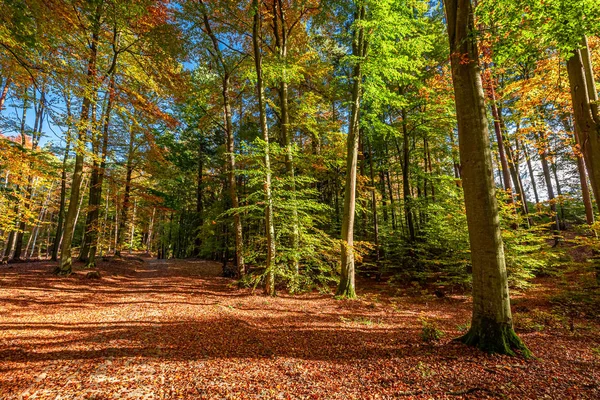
left=0, top=258, right=598, bottom=399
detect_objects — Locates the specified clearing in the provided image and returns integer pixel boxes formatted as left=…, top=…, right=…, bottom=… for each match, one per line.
left=0, top=257, right=598, bottom=399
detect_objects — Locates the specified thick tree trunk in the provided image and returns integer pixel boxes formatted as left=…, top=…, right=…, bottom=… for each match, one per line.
left=566, top=38, right=600, bottom=213
left=443, top=0, right=529, bottom=356
left=253, top=0, right=277, bottom=296
left=337, top=4, right=366, bottom=299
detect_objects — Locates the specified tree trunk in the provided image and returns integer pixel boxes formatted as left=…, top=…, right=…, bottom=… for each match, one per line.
left=56, top=5, right=101, bottom=275
left=129, top=199, right=137, bottom=254
left=28, top=183, right=54, bottom=258
left=12, top=98, right=32, bottom=261
left=443, top=0, right=529, bottom=356
left=194, top=139, right=204, bottom=256
left=0, top=77, right=10, bottom=111
left=522, top=142, right=540, bottom=205
left=115, top=125, right=134, bottom=257
left=199, top=1, right=245, bottom=276
left=489, top=89, right=513, bottom=200
left=86, top=73, right=115, bottom=268
left=274, top=0, right=300, bottom=274
left=367, top=139, right=381, bottom=278
left=401, top=109, right=415, bottom=241
left=566, top=37, right=600, bottom=213
left=573, top=124, right=594, bottom=224
left=503, top=127, right=530, bottom=219
left=337, top=4, right=366, bottom=299
left=52, top=133, right=72, bottom=261
left=253, top=1, right=277, bottom=295
left=536, top=133, right=560, bottom=232
left=380, top=170, right=388, bottom=224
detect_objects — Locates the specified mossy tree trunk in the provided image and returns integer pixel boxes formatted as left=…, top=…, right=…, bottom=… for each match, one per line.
left=443, top=0, right=530, bottom=357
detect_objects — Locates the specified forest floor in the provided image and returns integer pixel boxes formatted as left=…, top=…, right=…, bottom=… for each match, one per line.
left=0, top=256, right=599, bottom=399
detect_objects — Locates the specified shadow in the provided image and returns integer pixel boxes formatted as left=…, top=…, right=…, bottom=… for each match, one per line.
left=0, top=315, right=428, bottom=363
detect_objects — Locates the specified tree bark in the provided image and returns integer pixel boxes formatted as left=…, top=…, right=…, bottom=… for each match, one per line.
left=194, top=138, right=204, bottom=256
left=52, top=104, right=73, bottom=261
left=489, top=88, right=513, bottom=199
left=536, top=132, right=560, bottom=232
left=0, top=77, right=10, bottom=111
left=86, top=73, right=115, bottom=268
left=522, top=141, right=540, bottom=205
left=401, top=109, right=415, bottom=241
left=199, top=1, right=244, bottom=276
left=273, top=0, right=300, bottom=274
left=367, top=139, right=381, bottom=278
left=574, top=123, right=594, bottom=224
left=566, top=37, right=600, bottom=213
left=253, top=0, right=277, bottom=296
left=56, top=4, right=102, bottom=275
left=115, top=125, right=134, bottom=257
left=337, top=4, right=366, bottom=299
left=443, top=0, right=529, bottom=356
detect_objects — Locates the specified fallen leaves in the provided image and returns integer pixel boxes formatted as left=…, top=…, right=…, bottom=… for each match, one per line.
left=0, top=257, right=598, bottom=399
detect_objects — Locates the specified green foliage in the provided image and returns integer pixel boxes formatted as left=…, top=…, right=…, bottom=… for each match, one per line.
left=477, top=0, right=600, bottom=63
left=513, top=309, right=567, bottom=332
left=419, top=316, right=445, bottom=342
left=233, top=139, right=339, bottom=292
left=498, top=195, right=561, bottom=289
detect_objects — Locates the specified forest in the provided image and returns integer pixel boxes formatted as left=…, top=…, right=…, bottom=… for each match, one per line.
left=0, top=0, right=599, bottom=398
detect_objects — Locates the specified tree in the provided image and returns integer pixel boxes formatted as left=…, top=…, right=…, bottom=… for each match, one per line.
left=443, top=0, right=530, bottom=356
left=252, top=0, right=277, bottom=295
left=336, top=2, right=366, bottom=299
left=56, top=1, right=103, bottom=275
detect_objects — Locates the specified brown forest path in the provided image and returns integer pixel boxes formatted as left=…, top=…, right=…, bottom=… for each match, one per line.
left=0, top=257, right=598, bottom=399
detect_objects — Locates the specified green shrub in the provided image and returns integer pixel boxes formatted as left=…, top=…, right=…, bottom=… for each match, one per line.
left=419, top=317, right=445, bottom=342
